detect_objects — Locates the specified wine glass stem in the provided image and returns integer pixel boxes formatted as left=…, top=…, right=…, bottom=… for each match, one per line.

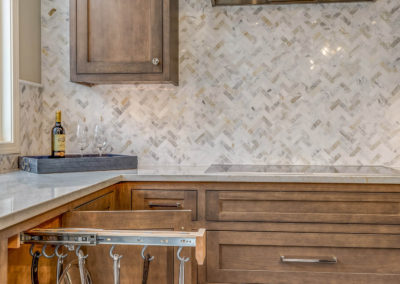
left=80, top=149, right=83, bottom=158
left=98, top=148, right=102, bottom=157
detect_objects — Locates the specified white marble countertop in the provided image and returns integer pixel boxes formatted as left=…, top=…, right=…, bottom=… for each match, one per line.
left=2, top=165, right=400, bottom=232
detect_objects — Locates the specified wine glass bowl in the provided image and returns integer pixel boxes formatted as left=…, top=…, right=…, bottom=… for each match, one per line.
left=94, top=124, right=108, bottom=157
left=76, top=123, right=89, bottom=157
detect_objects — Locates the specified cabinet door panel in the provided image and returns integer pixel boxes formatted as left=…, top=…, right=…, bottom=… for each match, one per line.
left=62, top=210, right=192, bottom=284
left=207, top=231, right=400, bottom=284
left=76, top=0, right=163, bottom=74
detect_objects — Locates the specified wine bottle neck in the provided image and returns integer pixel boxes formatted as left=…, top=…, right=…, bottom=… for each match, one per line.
left=55, top=111, right=61, bottom=123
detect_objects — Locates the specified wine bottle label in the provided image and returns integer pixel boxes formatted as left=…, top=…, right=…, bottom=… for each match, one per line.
left=53, top=134, right=66, bottom=152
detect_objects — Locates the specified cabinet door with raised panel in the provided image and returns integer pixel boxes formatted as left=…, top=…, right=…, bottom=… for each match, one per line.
left=73, top=0, right=163, bottom=75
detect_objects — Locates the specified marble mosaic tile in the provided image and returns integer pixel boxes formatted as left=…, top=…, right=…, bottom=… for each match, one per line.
left=38, top=0, right=400, bottom=167
left=0, top=83, right=44, bottom=171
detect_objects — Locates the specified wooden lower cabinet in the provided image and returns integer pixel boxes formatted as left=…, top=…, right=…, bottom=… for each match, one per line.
left=5, top=181, right=400, bottom=284
left=4, top=186, right=194, bottom=284
left=207, top=231, right=400, bottom=283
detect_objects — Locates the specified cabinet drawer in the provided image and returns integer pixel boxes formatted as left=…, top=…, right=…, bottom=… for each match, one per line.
left=132, top=189, right=198, bottom=220
left=206, top=190, right=400, bottom=224
left=74, top=191, right=115, bottom=211
left=207, top=231, right=400, bottom=284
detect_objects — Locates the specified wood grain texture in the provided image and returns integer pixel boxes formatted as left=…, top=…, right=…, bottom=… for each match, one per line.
left=7, top=217, right=62, bottom=284
left=70, top=0, right=179, bottom=85
left=207, top=231, right=400, bottom=283
left=206, top=190, right=400, bottom=224
left=132, top=189, right=198, bottom=220
left=73, top=191, right=116, bottom=211
left=0, top=239, right=7, bottom=284
left=0, top=186, right=117, bottom=240
left=6, top=181, right=400, bottom=283
left=63, top=210, right=193, bottom=284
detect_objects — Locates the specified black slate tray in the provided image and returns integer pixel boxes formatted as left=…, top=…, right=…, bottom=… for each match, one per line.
left=19, top=154, right=138, bottom=174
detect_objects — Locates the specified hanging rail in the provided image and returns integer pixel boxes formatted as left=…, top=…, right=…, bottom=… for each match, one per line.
left=21, top=228, right=206, bottom=265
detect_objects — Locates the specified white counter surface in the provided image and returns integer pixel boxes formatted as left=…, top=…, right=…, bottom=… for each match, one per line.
left=1, top=165, right=400, bottom=231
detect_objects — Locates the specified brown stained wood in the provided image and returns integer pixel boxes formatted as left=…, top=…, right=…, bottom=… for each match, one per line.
left=73, top=191, right=116, bottom=211
left=115, top=182, right=132, bottom=210
left=70, top=0, right=179, bottom=85
left=127, top=181, right=400, bottom=193
left=0, top=239, right=7, bottom=284
left=0, top=185, right=118, bottom=240
left=7, top=180, right=400, bottom=283
left=205, top=221, right=400, bottom=234
left=132, top=189, right=198, bottom=220
left=8, top=244, right=58, bottom=284
left=7, top=235, right=20, bottom=249
left=62, top=210, right=193, bottom=284
left=206, top=190, right=400, bottom=224
left=195, top=229, right=206, bottom=265
left=76, top=0, right=162, bottom=74
left=7, top=217, right=62, bottom=284
left=207, top=231, right=400, bottom=284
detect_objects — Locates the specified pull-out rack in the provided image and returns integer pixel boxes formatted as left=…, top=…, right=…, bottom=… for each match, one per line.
left=21, top=228, right=206, bottom=264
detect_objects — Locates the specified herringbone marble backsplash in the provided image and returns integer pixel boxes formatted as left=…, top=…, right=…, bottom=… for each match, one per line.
left=0, top=84, right=43, bottom=172
left=1, top=0, right=399, bottom=170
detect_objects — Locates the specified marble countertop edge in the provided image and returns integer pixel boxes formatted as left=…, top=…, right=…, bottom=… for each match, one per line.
left=0, top=175, right=122, bottom=232
left=3, top=167, right=400, bottom=233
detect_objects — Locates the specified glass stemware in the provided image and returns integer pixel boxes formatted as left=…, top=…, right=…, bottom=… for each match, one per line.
left=76, top=123, right=89, bottom=157
left=94, top=124, right=107, bottom=157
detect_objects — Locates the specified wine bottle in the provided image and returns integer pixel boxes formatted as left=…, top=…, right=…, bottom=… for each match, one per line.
left=51, top=111, right=66, bottom=157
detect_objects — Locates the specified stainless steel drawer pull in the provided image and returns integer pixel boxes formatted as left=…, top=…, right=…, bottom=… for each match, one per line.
left=280, top=255, right=337, bottom=264
left=148, top=202, right=182, bottom=208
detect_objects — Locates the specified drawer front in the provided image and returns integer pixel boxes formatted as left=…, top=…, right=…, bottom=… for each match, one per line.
left=206, top=190, right=400, bottom=224
left=207, top=231, right=400, bottom=284
left=74, top=191, right=115, bottom=211
left=132, top=189, right=198, bottom=220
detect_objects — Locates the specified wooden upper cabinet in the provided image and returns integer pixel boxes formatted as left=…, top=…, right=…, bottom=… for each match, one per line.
left=70, top=0, right=179, bottom=85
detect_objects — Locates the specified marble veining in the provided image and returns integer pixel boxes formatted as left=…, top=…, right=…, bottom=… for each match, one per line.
left=39, top=0, right=400, bottom=167
left=1, top=0, right=399, bottom=171
left=2, top=166, right=400, bottom=231
left=0, top=83, right=43, bottom=172
left=206, top=164, right=400, bottom=174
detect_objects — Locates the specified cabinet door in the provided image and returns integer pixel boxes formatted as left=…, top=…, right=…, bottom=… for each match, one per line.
left=62, top=210, right=192, bottom=284
left=132, top=189, right=198, bottom=220
left=75, top=0, right=163, bottom=74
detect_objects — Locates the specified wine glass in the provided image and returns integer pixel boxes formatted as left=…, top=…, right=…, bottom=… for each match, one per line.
left=76, top=123, right=89, bottom=157
left=94, top=124, right=107, bottom=157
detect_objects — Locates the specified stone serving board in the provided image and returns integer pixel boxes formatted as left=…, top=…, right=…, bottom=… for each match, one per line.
left=19, top=154, right=138, bottom=174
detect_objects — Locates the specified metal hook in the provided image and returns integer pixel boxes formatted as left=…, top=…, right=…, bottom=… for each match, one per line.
left=141, top=245, right=154, bottom=261
left=109, top=245, right=123, bottom=259
left=29, top=244, right=42, bottom=257
left=55, top=245, right=68, bottom=258
left=75, top=245, right=89, bottom=259
left=42, top=245, right=56, bottom=259
left=177, top=247, right=190, bottom=262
